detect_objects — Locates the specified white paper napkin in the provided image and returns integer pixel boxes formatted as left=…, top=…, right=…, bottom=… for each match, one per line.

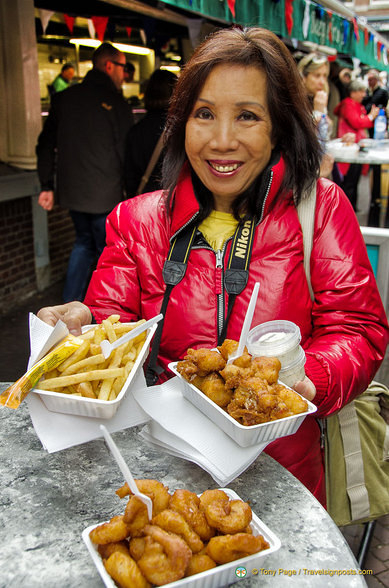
left=133, top=377, right=269, bottom=486
left=26, top=370, right=150, bottom=453
left=27, top=313, right=69, bottom=369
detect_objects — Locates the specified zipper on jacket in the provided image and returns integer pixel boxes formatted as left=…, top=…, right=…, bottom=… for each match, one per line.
left=215, top=248, right=225, bottom=338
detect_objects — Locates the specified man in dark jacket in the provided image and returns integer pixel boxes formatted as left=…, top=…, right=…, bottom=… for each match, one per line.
left=362, top=69, right=389, bottom=115
left=36, top=43, right=134, bottom=302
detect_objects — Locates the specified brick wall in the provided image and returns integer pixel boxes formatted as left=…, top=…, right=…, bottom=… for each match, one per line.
left=0, top=197, right=35, bottom=313
left=47, top=206, right=75, bottom=285
left=0, top=198, right=74, bottom=314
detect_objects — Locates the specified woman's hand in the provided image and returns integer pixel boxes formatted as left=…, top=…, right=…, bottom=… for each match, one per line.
left=37, top=302, right=92, bottom=335
left=313, top=90, right=328, bottom=114
left=293, top=376, right=316, bottom=402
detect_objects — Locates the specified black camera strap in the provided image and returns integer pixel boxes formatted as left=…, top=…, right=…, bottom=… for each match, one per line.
left=145, top=218, right=256, bottom=386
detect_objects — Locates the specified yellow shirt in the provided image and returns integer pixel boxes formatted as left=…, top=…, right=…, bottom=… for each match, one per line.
left=198, top=210, right=239, bottom=251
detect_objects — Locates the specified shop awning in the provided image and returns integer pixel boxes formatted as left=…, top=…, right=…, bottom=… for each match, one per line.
left=159, top=0, right=389, bottom=69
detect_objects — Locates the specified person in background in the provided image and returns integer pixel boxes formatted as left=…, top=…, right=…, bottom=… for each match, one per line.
left=337, top=68, right=352, bottom=99
left=124, top=61, right=135, bottom=84
left=36, top=42, right=134, bottom=303
left=37, top=27, right=388, bottom=508
left=334, top=79, right=379, bottom=211
left=124, top=69, right=178, bottom=197
left=362, top=69, right=388, bottom=139
left=297, top=53, right=337, bottom=180
left=50, top=63, right=75, bottom=95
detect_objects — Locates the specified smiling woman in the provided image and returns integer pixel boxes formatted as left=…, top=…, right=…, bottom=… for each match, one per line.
left=37, top=27, right=388, bottom=509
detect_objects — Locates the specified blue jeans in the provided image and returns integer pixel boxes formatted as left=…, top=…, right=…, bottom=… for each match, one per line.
left=63, top=210, right=108, bottom=302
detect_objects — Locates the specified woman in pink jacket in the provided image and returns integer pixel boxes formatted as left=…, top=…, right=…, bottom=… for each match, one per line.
left=334, top=79, right=379, bottom=210
left=38, top=28, right=388, bottom=507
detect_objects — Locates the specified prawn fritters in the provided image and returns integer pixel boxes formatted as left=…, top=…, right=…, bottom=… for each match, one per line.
left=200, top=373, right=233, bottom=408
left=89, top=515, right=130, bottom=545
left=116, top=479, right=170, bottom=516
left=169, top=489, right=215, bottom=541
left=185, top=553, right=217, bottom=576
left=123, top=495, right=150, bottom=537
left=204, top=499, right=252, bottom=534
left=206, top=533, right=270, bottom=564
left=98, top=540, right=129, bottom=560
left=178, top=348, right=226, bottom=377
left=104, top=550, right=151, bottom=588
left=199, top=489, right=230, bottom=511
left=137, top=524, right=192, bottom=586
left=129, top=537, right=147, bottom=561
left=152, top=509, right=204, bottom=553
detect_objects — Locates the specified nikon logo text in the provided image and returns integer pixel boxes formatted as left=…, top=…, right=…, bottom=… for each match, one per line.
left=235, top=221, right=252, bottom=259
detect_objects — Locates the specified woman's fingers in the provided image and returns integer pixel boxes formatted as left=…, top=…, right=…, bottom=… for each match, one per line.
left=293, top=376, right=316, bottom=402
left=37, top=302, right=92, bottom=335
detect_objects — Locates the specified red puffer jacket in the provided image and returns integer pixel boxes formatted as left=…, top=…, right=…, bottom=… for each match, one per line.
left=85, top=157, right=388, bottom=505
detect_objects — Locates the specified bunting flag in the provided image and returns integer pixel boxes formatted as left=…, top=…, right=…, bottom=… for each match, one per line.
left=39, top=9, right=55, bottom=34
left=126, top=27, right=132, bottom=39
left=352, top=17, right=359, bottom=42
left=302, top=0, right=310, bottom=39
left=328, top=12, right=333, bottom=44
left=88, top=19, right=96, bottom=39
left=64, top=14, right=75, bottom=34
left=91, top=16, right=109, bottom=42
left=187, top=18, right=204, bottom=49
left=227, top=0, right=236, bottom=18
left=383, top=49, right=388, bottom=66
left=343, top=19, right=349, bottom=46
left=364, top=27, right=369, bottom=46
left=285, top=0, right=294, bottom=36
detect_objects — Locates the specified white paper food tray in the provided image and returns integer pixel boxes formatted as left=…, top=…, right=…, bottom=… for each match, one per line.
left=30, top=323, right=157, bottom=419
left=168, top=362, right=317, bottom=447
left=82, top=488, right=281, bottom=588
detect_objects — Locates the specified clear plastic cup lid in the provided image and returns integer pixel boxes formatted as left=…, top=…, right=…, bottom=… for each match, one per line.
left=247, top=320, right=301, bottom=356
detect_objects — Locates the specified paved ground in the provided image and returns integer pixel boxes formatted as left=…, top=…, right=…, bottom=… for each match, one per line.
left=1, top=279, right=389, bottom=586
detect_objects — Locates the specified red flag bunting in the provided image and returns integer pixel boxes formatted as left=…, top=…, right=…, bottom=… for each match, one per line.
left=285, top=0, right=294, bottom=36
left=364, top=27, right=369, bottom=45
left=91, top=16, right=109, bottom=42
left=126, top=27, right=132, bottom=39
left=227, top=0, right=236, bottom=18
left=328, top=12, right=332, bottom=43
left=352, top=17, right=360, bottom=42
left=64, top=14, right=75, bottom=34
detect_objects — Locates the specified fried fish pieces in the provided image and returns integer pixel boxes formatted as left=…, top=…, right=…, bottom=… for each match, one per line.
left=177, top=348, right=226, bottom=379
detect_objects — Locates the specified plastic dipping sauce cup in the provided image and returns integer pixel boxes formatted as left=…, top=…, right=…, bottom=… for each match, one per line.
left=246, top=320, right=306, bottom=387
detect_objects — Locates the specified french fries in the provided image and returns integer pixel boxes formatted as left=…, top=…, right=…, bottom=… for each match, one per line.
left=36, top=316, right=147, bottom=402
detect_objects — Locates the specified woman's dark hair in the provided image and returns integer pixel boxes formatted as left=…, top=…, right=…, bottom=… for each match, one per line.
left=144, top=69, right=178, bottom=111
left=162, top=26, right=321, bottom=216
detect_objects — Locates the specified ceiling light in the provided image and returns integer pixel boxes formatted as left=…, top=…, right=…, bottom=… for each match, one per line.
left=160, top=65, right=181, bottom=73
left=69, top=38, right=152, bottom=56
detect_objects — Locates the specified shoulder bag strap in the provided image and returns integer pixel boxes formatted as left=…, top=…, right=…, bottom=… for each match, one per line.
left=136, top=133, right=165, bottom=196
left=296, top=183, right=370, bottom=522
left=295, top=183, right=316, bottom=302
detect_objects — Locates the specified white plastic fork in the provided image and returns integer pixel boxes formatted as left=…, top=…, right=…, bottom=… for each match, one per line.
left=227, top=282, right=260, bottom=364
left=100, top=314, right=163, bottom=359
left=99, top=425, right=153, bottom=520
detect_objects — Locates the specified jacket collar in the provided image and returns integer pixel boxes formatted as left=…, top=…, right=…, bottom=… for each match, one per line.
left=83, top=68, right=119, bottom=94
left=170, top=155, right=287, bottom=236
